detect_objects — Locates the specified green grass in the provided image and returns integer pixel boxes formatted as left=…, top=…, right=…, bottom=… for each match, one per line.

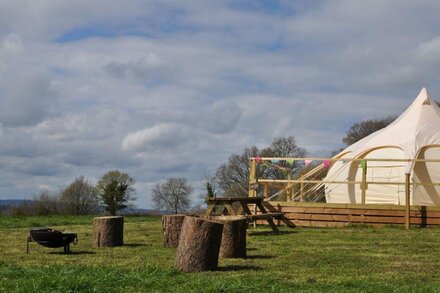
left=2, top=216, right=440, bottom=292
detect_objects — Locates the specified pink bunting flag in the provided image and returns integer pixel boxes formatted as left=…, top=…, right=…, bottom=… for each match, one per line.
left=254, top=157, right=262, bottom=163
left=323, top=159, right=331, bottom=168
left=304, top=159, right=312, bottom=167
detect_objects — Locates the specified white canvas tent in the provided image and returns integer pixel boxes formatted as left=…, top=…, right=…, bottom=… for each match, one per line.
left=325, top=88, right=440, bottom=205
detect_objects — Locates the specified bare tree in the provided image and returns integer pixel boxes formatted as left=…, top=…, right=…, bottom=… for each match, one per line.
left=60, top=176, right=99, bottom=215
left=260, top=136, right=307, bottom=179
left=204, top=172, right=218, bottom=198
left=261, top=137, right=307, bottom=158
left=343, top=116, right=396, bottom=146
left=33, top=190, right=61, bottom=215
left=153, top=178, right=192, bottom=214
left=96, top=170, right=136, bottom=215
left=214, top=136, right=307, bottom=197
left=215, top=146, right=259, bottom=197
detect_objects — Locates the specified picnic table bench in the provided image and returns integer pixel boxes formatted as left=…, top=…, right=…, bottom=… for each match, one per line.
left=205, top=196, right=283, bottom=232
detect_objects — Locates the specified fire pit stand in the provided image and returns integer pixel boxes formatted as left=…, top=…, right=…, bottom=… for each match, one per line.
left=26, top=227, right=78, bottom=254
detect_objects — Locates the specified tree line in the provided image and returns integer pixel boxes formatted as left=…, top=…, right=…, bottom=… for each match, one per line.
left=5, top=170, right=135, bottom=216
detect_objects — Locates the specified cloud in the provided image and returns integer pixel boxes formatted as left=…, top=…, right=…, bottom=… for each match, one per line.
left=1, top=1, right=440, bottom=208
left=200, top=101, right=243, bottom=134
left=8, top=157, right=70, bottom=177
left=0, top=71, right=56, bottom=126
left=122, top=123, right=196, bottom=152
left=105, top=53, right=166, bottom=80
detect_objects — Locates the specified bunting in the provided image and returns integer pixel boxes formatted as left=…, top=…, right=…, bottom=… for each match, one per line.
left=360, top=160, right=367, bottom=171
left=254, top=158, right=338, bottom=170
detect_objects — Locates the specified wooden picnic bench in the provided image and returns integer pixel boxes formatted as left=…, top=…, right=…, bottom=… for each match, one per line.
left=205, top=197, right=283, bottom=232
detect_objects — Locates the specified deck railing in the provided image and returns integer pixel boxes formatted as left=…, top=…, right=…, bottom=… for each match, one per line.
left=249, top=157, right=440, bottom=229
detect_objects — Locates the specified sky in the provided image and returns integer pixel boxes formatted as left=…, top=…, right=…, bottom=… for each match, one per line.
left=1, top=0, right=440, bottom=208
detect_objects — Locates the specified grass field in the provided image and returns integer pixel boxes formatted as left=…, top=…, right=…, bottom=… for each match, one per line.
left=2, top=216, right=440, bottom=292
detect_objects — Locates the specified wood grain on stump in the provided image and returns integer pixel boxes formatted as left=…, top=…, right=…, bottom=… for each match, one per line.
left=162, top=214, right=185, bottom=248
left=92, top=216, right=124, bottom=247
left=215, top=216, right=247, bottom=258
left=175, top=216, right=223, bottom=272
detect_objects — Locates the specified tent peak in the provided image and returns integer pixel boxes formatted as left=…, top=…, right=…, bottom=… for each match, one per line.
left=416, top=87, right=432, bottom=105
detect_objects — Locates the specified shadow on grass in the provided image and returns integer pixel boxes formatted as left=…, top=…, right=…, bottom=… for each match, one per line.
left=245, top=254, right=275, bottom=259
left=124, top=243, right=148, bottom=247
left=248, top=230, right=297, bottom=236
left=217, top=265, right=262, bottom=271
left=48, top=251, right=96, bottom=255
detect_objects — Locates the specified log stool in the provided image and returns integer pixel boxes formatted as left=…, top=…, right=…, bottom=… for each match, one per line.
left=175, top=216, right=223, bottom=272
left=162, top=214, right=185, bottom=248
left=92, top=216, right=124, bottom=247
left=216, top=216, right=247, bottom=258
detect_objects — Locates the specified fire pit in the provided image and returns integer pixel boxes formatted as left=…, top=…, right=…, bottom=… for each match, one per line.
left=27, top=227, right=78, bottom=254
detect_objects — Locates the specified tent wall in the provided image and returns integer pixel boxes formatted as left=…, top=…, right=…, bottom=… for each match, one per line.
left=326, top=147, right=406, bottom=204
left=355, top=147, right=406, bottom=204
left=413, top=146, right=440, bottom=205
left=324, top=152, right=351, bottom=203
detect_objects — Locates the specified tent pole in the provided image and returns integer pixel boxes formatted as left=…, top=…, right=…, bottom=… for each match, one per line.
left=361, top=162, right=367, bottom=204
left=405, top=173, right=411, bottom=230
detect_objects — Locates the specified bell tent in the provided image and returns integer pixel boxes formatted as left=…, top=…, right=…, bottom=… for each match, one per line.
left=325, top=87, right=440, bottom=206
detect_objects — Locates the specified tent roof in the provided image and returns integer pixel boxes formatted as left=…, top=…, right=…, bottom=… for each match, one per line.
left=343, top=87, right=440, bottom=159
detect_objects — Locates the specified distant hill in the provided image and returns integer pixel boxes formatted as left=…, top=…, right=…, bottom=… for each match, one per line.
left=0, top=199, right=31, bottom=206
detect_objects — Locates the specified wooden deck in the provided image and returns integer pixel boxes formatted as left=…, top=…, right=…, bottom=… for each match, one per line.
left=259, top=201, right=440, bottom=228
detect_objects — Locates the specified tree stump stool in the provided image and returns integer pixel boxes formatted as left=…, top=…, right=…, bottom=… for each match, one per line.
left=216, top=216, right=247, bottom=258
left=175, top=216, right=223, bottom=272
left=92, top=216, right=124, bottom=247
left=162, top=214, right=185, bottom=248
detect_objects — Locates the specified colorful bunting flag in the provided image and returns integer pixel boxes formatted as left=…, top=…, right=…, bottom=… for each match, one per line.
left=254, top=157, right=262, bottom=163
left=323, top=160, right=331, bottom=168
left=286, top=159, right=294, bottom=165
left=272, top=159, right=280, bottom=164
left=360, top=160, right=367, bottom=171
left=304, top=159, right=312, bottom=167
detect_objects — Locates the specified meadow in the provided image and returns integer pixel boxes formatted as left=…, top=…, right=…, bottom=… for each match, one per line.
left=1, top=215, right=440, bottom=292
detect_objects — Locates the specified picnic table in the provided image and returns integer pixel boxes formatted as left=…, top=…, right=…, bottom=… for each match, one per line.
left=205, top=196, right=283, bottom=232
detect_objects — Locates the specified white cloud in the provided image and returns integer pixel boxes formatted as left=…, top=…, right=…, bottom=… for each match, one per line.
left=122, top=123, right=196, bottom=152
left=0, top=70, right=56, bottom=126
left=201, top=100, right=243, bottom=134
left=1, top=1, right=440, bottom=208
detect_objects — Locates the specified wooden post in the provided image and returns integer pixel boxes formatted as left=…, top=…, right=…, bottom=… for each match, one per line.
left=264, top=183, right=269, bottom=199
left=175, top=217, right=223, bottom=272
left=253, top=203, right=257, bottom=229
left=248, top=158, right=257, bottom=197
left=93, top=216, right=124, bottom=247
left=300, top=181, right=304, bottom=203
left=162, top=214, right=185, bottom=248
left=287, top=174, right=291, bottom=202
left=405, top=173, right=411, bottom=230
left=291, top=184, right=295, bottom=202
left=361, top=161, right=367, bottom=204
left=250, top=158, right=258, bottom=228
